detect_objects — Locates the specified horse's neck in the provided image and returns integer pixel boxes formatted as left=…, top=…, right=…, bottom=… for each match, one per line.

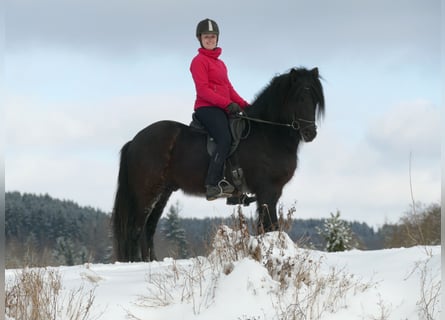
left=246, top=101, right=301, bottom=152
left=250, top=121, right=301, bottom=154
left=246, top=102, right=267, bottom=117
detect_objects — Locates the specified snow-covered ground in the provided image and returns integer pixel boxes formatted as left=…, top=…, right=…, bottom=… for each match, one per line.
left=5, top=228, right=441, bottom=320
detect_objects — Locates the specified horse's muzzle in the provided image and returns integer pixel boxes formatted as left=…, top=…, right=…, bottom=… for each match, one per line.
left=301, top=126, right=317, bottom=142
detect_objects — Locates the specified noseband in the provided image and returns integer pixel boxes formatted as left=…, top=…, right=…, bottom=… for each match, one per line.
left=291, top=118, right=316, bottom=131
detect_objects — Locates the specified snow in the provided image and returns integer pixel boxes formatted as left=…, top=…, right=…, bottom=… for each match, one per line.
left=5, top=228, right=441, bottom=320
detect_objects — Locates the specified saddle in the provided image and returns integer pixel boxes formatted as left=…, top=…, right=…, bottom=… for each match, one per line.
left=190, top=113, right=248, bottom=156
left=190, top=114, right=256, bottom=206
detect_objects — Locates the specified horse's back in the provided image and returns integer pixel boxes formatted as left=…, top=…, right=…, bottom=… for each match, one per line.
left=133, top=120, right=187, bottom=141
left=125, top=120, right=185, bottom=175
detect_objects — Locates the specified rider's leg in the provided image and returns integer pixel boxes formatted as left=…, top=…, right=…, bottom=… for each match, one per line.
left=194, top=107, right=234, bottom=200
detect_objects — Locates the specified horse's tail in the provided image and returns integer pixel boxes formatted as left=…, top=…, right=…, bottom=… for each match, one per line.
left=112, top=141, right=134, bottom=262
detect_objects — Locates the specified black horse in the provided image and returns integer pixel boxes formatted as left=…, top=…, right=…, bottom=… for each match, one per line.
left=112, top=67, right=325, bottom=261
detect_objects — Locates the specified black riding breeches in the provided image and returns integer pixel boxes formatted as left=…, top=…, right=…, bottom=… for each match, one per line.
left=194, top=107, right=232, bottom=186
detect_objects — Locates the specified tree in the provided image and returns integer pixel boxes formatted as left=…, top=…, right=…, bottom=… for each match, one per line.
left=161, top=202, right=188, bottom=258
left=54, top=237, right=76, bottom=266
left=5, top=192, right=112, bottom=267
left=384, top=202, right=441, bottom=248
left=317, top=210, right=354, bottom=252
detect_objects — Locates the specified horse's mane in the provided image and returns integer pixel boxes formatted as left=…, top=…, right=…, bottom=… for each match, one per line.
left=249, top=67, right=325, bottom=121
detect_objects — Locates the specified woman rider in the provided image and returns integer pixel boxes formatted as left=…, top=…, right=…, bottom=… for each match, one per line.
left=190, top=18, right=249, bottom=200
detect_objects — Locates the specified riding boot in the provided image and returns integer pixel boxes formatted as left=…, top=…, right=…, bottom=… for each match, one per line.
left=205, top=152, right=234, bottom=201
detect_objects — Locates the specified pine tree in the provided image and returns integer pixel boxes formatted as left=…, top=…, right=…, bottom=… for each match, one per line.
left=54, top=237, right=76, bottom=266
left=317, top=210, right=353, bottom=252
left=162, top=202, right=188, bottom=258
left=5, top=192, right=112, bottom=267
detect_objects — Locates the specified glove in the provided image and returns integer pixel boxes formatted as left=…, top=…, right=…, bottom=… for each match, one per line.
left=227, top=102, right=243, bottom=115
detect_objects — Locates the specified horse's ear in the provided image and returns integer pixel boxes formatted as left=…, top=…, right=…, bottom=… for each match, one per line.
left=310, top=67, right=319, bottom=78
left=290, top=68, right=298, bottom=81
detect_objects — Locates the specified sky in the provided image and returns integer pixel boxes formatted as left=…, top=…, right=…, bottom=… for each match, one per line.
left=4, top=0, right=442, bottom=227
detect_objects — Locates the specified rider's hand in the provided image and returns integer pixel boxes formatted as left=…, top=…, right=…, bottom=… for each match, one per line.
left=227, top=102, right=243, bottom=115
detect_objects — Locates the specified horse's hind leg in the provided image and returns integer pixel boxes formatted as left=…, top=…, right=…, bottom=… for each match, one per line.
left=129, top=191, right=161, bottom=262
left=141, top=189, right=173, bottom=261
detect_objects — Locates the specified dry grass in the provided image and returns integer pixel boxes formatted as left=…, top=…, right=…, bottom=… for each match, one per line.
left=132, top=209, right=441, bottom=320
left=405, top=249, right=441, bottom=320
left=132, top=211, right=375, bottom=320
left=5, top=267, right=100, bottom=320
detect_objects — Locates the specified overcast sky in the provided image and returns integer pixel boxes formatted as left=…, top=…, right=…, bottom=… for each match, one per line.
left=5, top=0, right=442, bottom=227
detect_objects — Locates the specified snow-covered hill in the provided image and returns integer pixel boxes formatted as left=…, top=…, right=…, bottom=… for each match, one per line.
left=5, top=227, right=441, bottom=320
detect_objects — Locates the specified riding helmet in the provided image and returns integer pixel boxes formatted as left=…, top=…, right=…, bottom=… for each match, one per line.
left=196, top=18, right=220, bottom=38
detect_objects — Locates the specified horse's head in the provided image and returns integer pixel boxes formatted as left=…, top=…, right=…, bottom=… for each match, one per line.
left=284, top=67, right=325, bottom=142
left=248, top=67, right=325, bottom=142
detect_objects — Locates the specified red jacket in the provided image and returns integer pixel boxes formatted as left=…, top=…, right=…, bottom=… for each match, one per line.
left=190, top=47, right=249, bottom=111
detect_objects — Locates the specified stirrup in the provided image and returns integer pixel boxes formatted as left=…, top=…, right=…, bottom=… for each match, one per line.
left=217, top=179, right=235, bottom=194
left=206, top=180, right=235, bottom=201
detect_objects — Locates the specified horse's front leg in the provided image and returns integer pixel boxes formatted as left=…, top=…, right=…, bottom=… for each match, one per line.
left=255, top=190, right=281, bottom=233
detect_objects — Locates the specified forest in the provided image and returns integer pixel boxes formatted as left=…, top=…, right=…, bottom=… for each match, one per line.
left=5, top=191, right=440, bottom=268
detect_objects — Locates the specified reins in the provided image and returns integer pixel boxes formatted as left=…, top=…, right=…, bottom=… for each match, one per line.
left=235, top=113, right=315, bottom=131
left=235, top=84, right=317, bottom=131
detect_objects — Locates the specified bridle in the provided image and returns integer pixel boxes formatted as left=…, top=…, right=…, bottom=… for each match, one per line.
left=235, top=85, right=317, bottom=132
